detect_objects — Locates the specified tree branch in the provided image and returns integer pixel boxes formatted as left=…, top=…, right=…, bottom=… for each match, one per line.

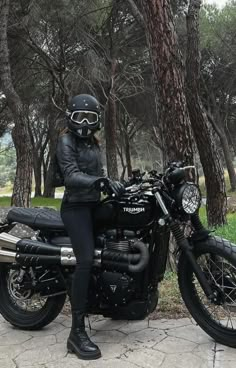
left=127, top=0, right=145, bottom=26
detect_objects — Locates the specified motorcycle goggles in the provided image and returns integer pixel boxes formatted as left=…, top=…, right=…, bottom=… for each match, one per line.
left=70, top=110, right=99, bottom=125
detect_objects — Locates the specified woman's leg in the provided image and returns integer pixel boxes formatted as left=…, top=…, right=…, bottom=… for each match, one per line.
left=61, top=206, right=94, bottom=312
left=60, top=205, right=101, bottom=360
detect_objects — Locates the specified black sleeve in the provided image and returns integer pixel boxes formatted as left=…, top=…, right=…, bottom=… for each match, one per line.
left=95, top=143, right=106, bottom=177
left=56, top=134, right=101, bottom=189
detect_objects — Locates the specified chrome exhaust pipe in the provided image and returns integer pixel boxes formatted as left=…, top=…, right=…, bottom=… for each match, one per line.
left=0, top=233, right=18, bottom=263
left=0, top=233, right=61, bottom=255
left=0, top=243, right=102, bottom=267
left=13, top=249, right=102, bottom=267
left=0, top=231, right=101, bottom=260
left=0, top=249, right=16, bottom=263
left=0, top=232, right=103, bottom=266
left=61, top=247, right=76, bottom=265
left=0, top=233, right=19, bottom=250
left=60, top=248, right=102, bottom=266
left=0, top=247, right=76, bottom=265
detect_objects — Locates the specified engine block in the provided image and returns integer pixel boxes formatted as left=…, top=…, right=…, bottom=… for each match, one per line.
left=100, top=271, right=134, bottom=306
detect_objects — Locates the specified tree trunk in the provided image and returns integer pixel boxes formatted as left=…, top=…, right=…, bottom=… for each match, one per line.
left=43, top=121, right=59, bottom=197
left=0, top=0, right=33, bottom=207
left=138, top=0, right=194, bottom=165
left=124, top=133, right=132, bottom=178
left=43, top=141, right=57, bottom=198
left=43, top=150, right=50, bottom=189
left=221, top=133, right=236, bottom=192
left=43, top=157, right=56, bottom=198
left=186, top=0, right=227, bottom=227
left=105, top=59, right=119, bottom=180
left=208, top=112, right=236, bottom=192
left=33, top=157, right=42, bottom=197
left=117, top=145, right=127, bottom=181
left=11, top=121, right=33, bottom=207
left=228, top=123, right=236, bottom=157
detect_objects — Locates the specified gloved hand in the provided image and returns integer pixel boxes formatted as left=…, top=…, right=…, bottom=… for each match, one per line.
left=94, top=178, right=125, bottom=197
left=108, top=179, right=125, bottom=197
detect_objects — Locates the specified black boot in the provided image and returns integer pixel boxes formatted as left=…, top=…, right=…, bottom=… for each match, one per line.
left=67, top=311, right=101, bottom=360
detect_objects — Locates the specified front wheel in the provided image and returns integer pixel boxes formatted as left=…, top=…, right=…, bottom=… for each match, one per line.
left=178, top=236, right=236, bottom=347
left=0, top=264, right=66, bottom=330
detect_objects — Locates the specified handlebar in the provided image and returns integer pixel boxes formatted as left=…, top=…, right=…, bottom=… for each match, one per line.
left=124, top=179, right=161, bottom=197
left=102, top=162, right=196, bottom=199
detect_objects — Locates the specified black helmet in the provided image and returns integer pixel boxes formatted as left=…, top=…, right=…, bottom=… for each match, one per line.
left=66, top=94, right=101, bottom=138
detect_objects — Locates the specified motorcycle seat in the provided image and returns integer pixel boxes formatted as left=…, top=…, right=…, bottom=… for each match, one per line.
left=7, top=207, right=65, bottom=230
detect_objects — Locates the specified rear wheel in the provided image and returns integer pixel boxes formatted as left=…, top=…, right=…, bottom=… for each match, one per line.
left=178, top=236, right=236, bottom=347
left=0, top=264, right=66, bottom=330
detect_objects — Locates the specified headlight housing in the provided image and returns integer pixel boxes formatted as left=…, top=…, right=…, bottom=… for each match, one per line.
left=176, top=183, right=201, bottom=214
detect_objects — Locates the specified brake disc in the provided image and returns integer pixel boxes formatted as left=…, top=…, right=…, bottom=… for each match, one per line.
left=7, top=270, right=32, bottom=301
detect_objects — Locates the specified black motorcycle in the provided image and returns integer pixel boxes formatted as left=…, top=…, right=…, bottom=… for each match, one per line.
left=0, top=162, right=236, bottom=348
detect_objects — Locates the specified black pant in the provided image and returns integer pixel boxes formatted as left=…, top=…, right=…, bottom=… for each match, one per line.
left=61, top=201, right=95, bottom=312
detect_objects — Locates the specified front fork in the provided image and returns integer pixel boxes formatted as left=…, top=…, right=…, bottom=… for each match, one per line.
left=155, top=192, right=217, bottom=302
left=169, top=219, right=217, bottom=301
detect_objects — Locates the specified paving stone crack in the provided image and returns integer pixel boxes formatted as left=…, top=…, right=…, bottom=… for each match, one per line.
left=159, top=354, right=167, bottom=367
left=148, top=322, right=193, bottom=331
left=151, top=334, right=168, bottom=350
left=120, top=356, right=143, bottom=368
left=212, top=342, right=217, bottom=368
left=12, top=357, right=19, bottom=368
left=165, top=331, right=200, bottom=344
left=12, top=347, right=27, bottom=360
left=117, top=329, right=128, bottom=335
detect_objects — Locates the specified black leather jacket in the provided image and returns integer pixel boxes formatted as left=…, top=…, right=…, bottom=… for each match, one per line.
left=56, top=132, right=104, bottom=203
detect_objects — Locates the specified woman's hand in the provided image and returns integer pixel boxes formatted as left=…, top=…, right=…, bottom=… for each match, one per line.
left=107, top=179, right=125, bottom=197
left=94, top=178, right=125, bottom=197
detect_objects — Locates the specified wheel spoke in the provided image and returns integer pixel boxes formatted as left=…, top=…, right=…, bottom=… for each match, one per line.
left=192, top=252, right=236, bottom=332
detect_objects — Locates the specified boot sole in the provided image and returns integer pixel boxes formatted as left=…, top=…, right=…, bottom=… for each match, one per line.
left=67, top=339, right=101, bottom=360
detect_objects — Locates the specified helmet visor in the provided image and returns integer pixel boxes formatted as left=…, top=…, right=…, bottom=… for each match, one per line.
left=70, top=111, right=99, bottom=125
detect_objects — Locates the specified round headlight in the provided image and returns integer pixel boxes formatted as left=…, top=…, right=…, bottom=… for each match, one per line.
left=181, top=184, right=201, bottom=214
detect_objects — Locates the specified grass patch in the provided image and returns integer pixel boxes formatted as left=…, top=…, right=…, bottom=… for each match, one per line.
left=0, top=184, right=65, bottom=196
left=212, top=214, right=236, bottom=243
left=0, top=196, right=62, bottom=210
left=150, top=272, right=189, bottom=319
left=199, top=207, right=236, bottom=243
left=31, top=197, right=62, bottom=209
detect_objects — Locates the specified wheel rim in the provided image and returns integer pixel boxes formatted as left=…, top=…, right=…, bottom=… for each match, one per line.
left=7, top=269, right=48, bottom=313
left=193, top=252, right=236, bottom=331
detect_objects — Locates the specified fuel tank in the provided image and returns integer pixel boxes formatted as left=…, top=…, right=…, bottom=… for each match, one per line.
left=94, top=198, right=156, bottom=229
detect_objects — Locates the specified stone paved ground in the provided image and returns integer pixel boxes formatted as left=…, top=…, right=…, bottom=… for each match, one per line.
left=0, top=314, right=235, bottom=368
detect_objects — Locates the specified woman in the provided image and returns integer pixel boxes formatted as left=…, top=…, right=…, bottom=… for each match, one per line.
left=56, top=94, right=124, bottom=360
